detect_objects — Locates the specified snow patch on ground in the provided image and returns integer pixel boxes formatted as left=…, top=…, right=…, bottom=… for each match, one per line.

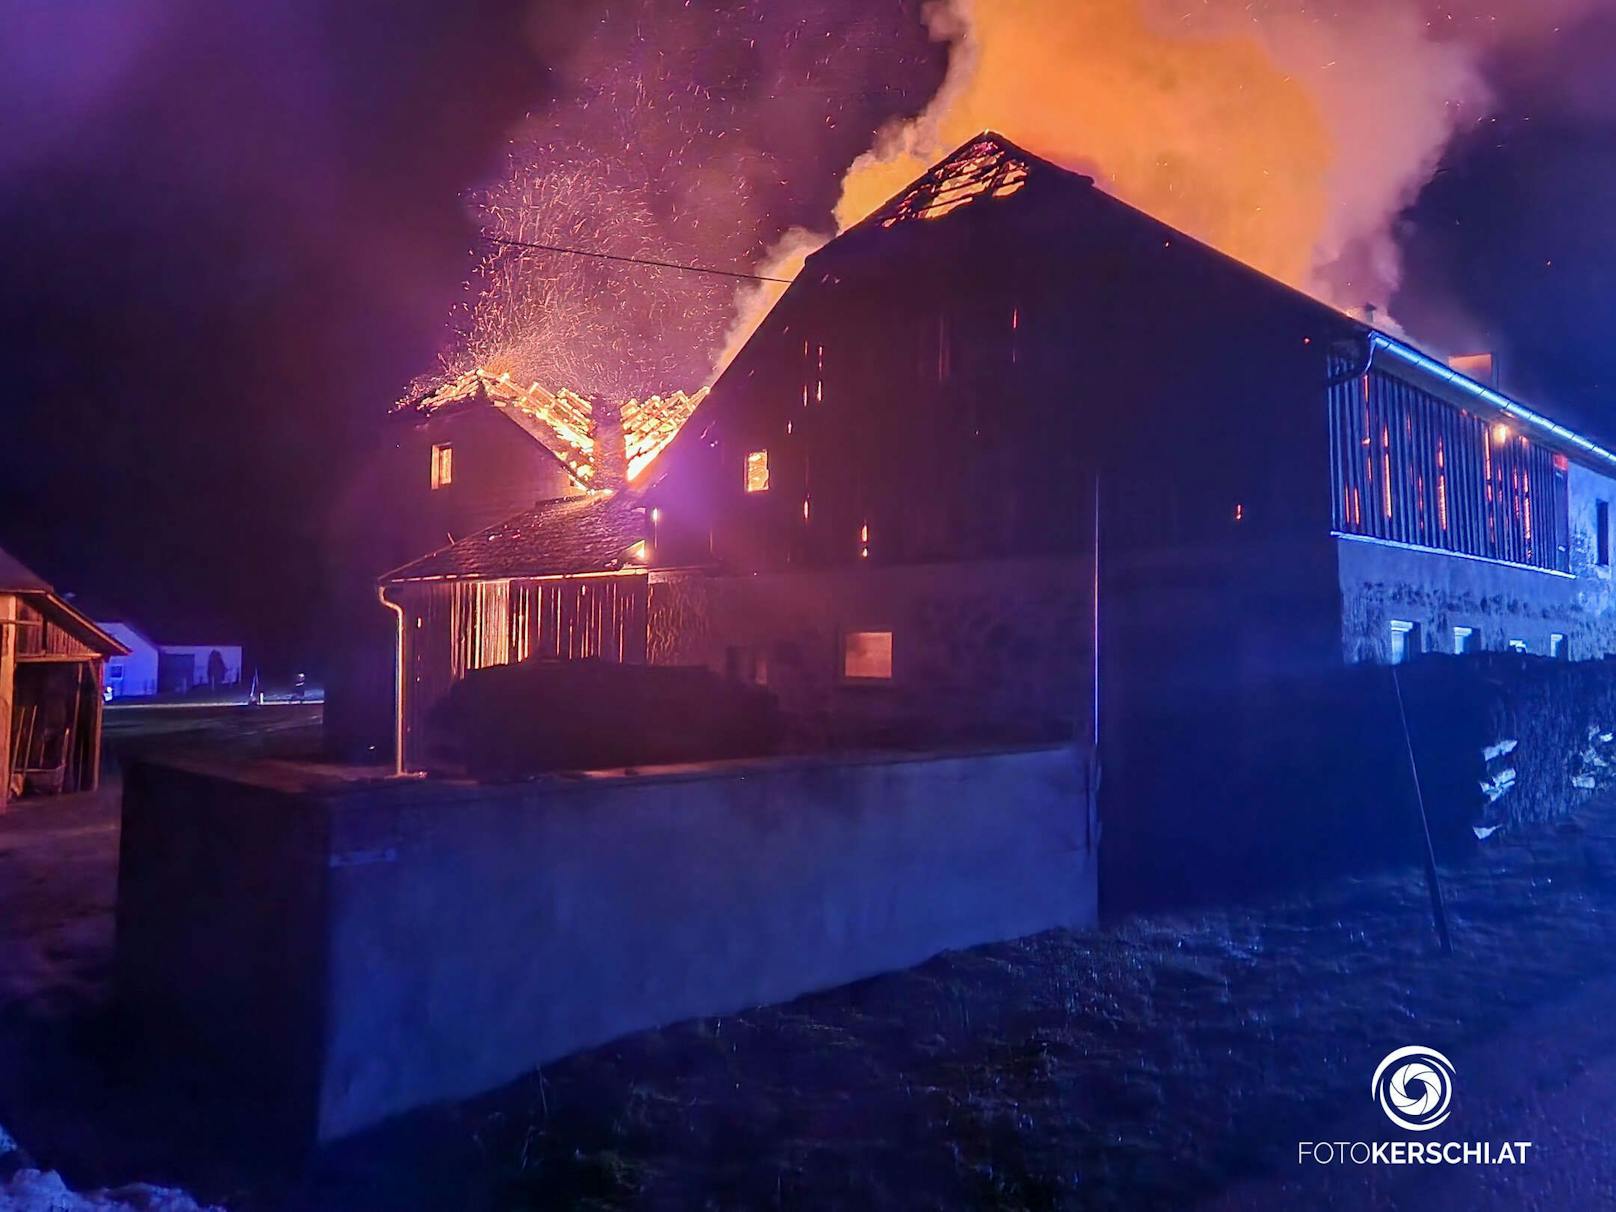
left=1483, top=738, right=1518, bottom=763
left=0, top=1166, right=220, bottom=1212
left=1480, top=766, right=1517, bottom=803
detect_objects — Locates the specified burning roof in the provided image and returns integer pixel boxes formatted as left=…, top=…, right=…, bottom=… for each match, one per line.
left=859, top=133, right=1038, bottom=229
left=401, top=367, right=707, bottom=490
left=379, top=493, right=645, bottom=584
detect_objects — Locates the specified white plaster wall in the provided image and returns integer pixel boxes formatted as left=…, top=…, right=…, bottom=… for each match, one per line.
left=99, top=623, right=160, bottom=698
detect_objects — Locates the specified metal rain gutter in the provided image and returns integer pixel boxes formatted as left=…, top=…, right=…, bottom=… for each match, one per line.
left=1369, top=333, right=1616, bottom=472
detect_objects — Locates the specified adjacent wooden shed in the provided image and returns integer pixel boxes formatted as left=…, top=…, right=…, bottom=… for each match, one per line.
left=378, top=494, right=650, bottom=773
left=0, top=545, right=128, bottom=805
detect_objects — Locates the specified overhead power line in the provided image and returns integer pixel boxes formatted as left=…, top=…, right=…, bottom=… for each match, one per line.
left=482, top=235, right=796, bottom=284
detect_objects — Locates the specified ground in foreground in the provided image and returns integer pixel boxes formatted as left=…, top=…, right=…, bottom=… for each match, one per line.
left=1, top=714, right=1613, bottom=1209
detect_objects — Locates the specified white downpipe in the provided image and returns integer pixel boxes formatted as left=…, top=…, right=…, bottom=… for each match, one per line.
left=376, top=585, right=408, bottom=777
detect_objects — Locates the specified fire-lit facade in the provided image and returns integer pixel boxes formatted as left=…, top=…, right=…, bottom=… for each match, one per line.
left=368, top=132, right=1616, bottom=775
left=327, top=369, right=702, bottom=760
left=646, top=134, right=1616, bottom=702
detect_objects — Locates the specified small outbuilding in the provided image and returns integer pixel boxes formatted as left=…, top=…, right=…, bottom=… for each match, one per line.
left=0, top=546, right=127, bottom=804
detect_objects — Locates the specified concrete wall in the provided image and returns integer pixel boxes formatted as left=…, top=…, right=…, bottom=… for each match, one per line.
left=647, top=558, right=1092, bottom=749
left=1337, top=459, right=1616, bottom=663
left=118, top=744, right=1096, bottom=1144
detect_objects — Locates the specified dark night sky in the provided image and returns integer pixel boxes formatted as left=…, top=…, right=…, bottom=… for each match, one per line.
left=2, top=1, right=1614, bottom=674
left=1, top=0, right=554, bottom=671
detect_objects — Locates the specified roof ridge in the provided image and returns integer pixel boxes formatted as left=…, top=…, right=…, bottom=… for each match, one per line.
left=852, top=130, right=1091, bottom=233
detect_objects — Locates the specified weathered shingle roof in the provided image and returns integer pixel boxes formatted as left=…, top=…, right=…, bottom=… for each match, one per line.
left=381, top=494, right=646, bottom=583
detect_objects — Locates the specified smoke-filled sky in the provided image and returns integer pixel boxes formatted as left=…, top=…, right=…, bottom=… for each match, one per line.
left=2, top=0, right=1615, bottom=668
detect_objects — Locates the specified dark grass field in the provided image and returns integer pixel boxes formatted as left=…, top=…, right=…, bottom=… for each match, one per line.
left=101, top=702, right=324, bottom=761
left=4, top=711, right=1616, bottom=1209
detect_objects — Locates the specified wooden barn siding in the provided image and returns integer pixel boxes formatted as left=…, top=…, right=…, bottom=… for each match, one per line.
left=13, top=599, right=100, bottom=660
left=646, top=179, right=1355, bottom=781
left=400, top=575, right=648, bottom=761
left=652, top=185, right=1339, bottom=583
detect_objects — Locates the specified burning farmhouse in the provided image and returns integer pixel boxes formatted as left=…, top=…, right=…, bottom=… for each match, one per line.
left=360, top=133, right=1616, bottom=784
left=119, top=134, right=1616, bottom=1143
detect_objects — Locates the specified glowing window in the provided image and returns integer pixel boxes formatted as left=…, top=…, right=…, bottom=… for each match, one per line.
left=1507, top=638, right=1528, bottom=653
left=745, top=449, right=769, bottom=493
left=430, top=443, right=454, bottom=490
left=1452, top=626, right=1477, bottom=655
left=1551, top=633, right=1568, bottom=660
left=842, top=630, right=893, bottom=681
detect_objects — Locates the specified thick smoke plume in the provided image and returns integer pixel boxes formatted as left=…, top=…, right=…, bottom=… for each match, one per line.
left=732, top=0, right=1602, bottom=358
left=425, top=0, right=1606, bottom=399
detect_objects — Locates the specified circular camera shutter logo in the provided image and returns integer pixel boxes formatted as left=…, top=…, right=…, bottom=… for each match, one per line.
left=1372, top=1046, right=1455, bottom=1131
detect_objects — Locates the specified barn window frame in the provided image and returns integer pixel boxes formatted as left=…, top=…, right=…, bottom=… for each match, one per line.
left=1388, top=619, right=1419, bottom=665
left=744, top=449, right=770, bottom=493
left=1329, top=366, right=1570, bottom=574
left=840, top=628, right=894, bottom=682
left=430, top=442, right=454, bottom=490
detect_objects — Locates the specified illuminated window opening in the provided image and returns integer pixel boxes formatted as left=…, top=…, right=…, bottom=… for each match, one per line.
left=430, top=443, right=454, bottom=490
left=1389, top=619, right=1419, bottom=665
left=1507, top=638, right=1528, bottom=654
left=1452, top=626, right=1477, bottom=655
left=745, top=449, right=770, bottom=493
left=842, top=630, right=893, bottom=681
left=1551, top=633, right=1568, bottom=660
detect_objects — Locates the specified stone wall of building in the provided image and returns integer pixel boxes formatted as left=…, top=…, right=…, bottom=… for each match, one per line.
left=647, top=557, right=1093, bottom=749
left=1338, top=459, right=1616, bottom=662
